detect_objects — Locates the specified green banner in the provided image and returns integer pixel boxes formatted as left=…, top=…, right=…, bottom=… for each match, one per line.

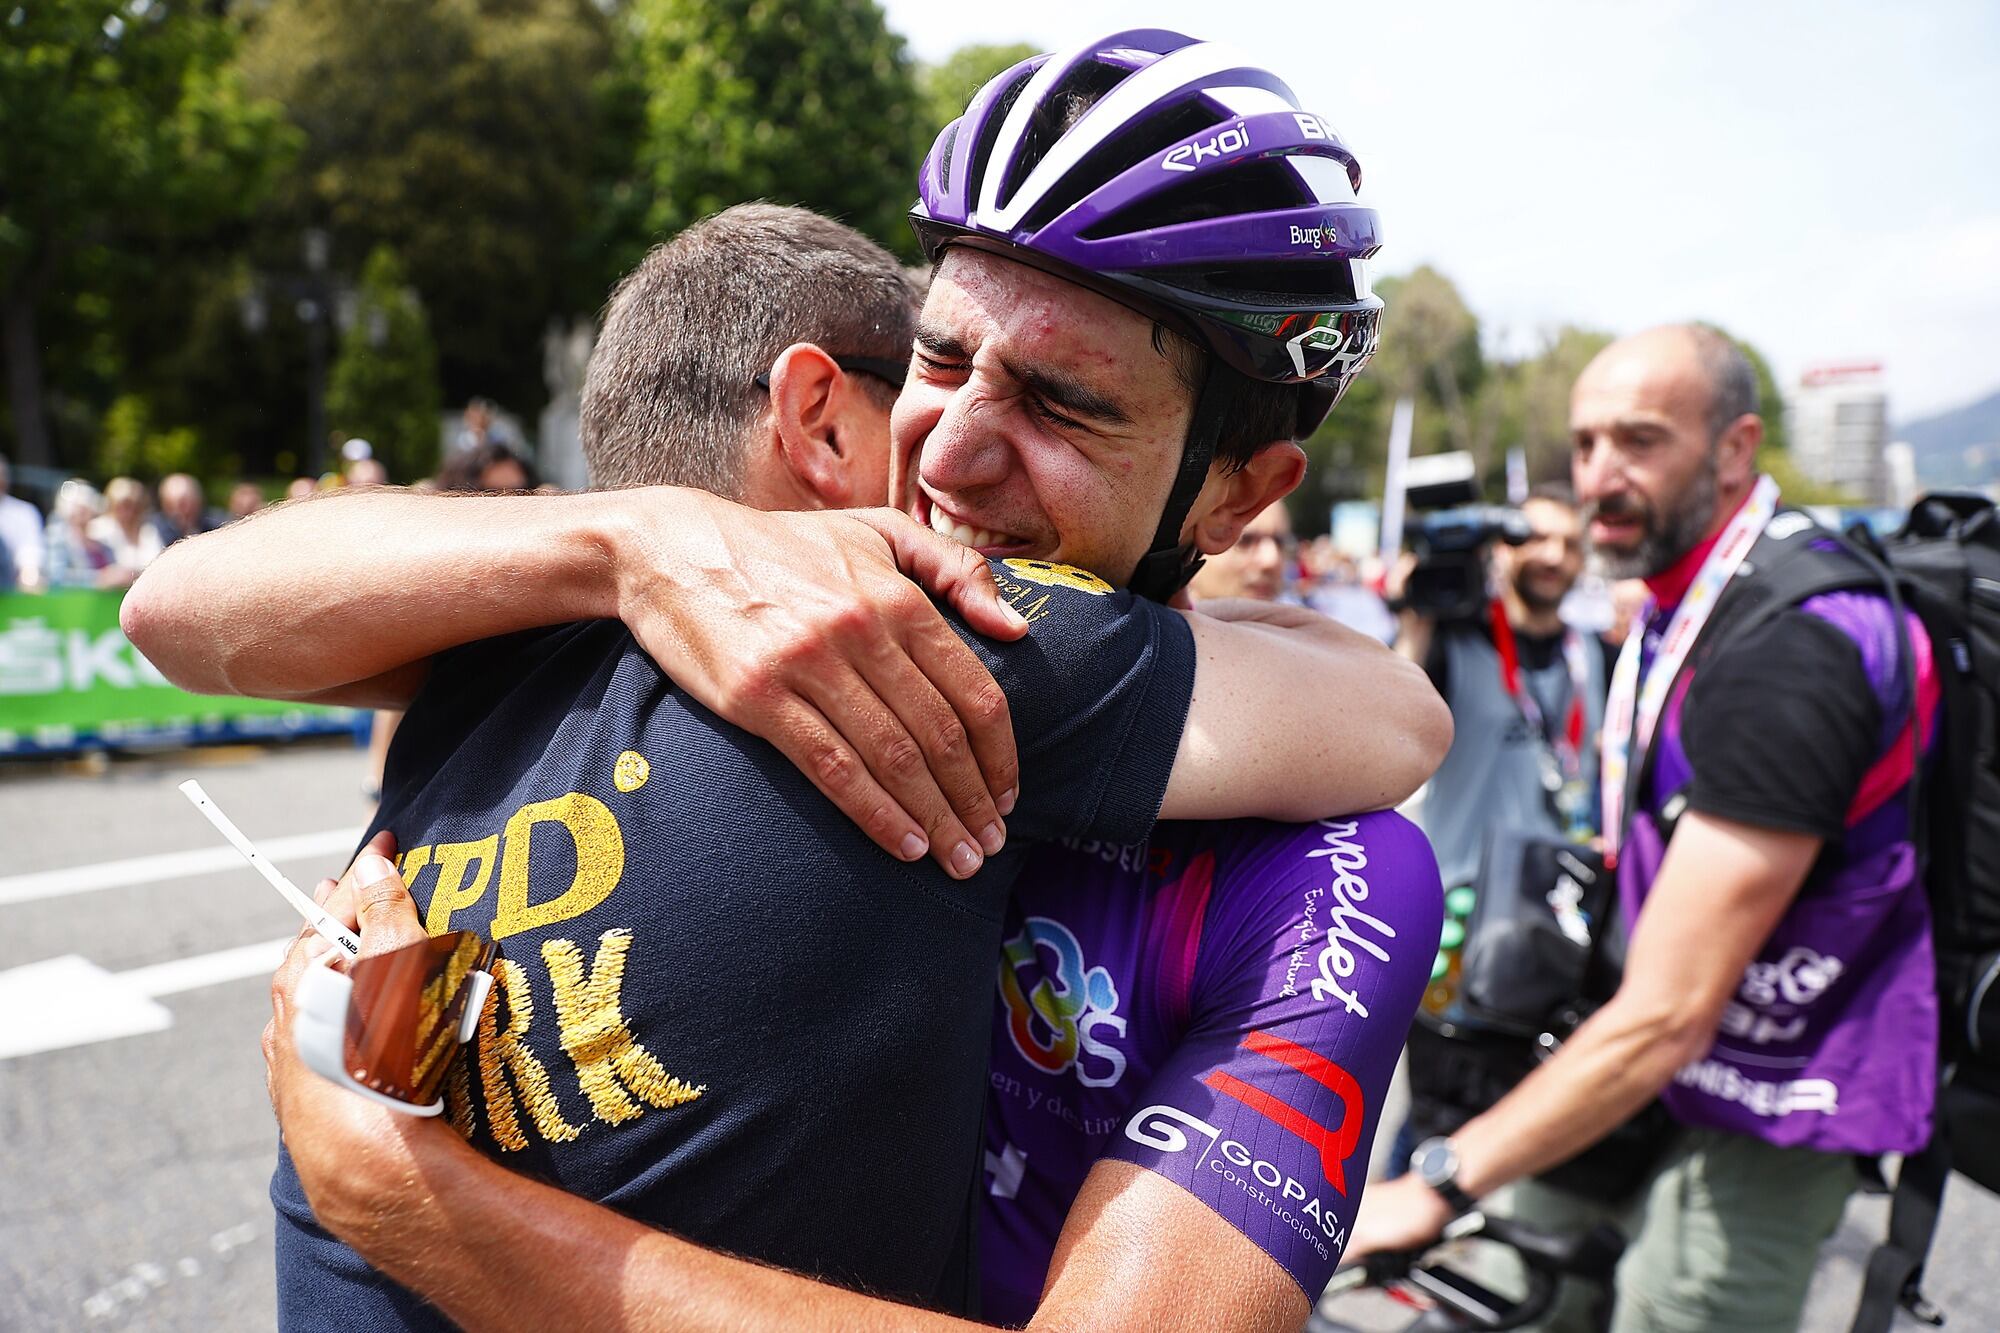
left=0, top=589, right=356, bottom=754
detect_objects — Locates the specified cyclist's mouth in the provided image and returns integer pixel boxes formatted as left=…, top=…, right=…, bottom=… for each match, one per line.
left=916, top=493, right=1034, bottom=557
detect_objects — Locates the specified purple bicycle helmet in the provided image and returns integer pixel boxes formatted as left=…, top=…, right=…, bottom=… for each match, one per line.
left=911, top=29, right=1383, bottom=599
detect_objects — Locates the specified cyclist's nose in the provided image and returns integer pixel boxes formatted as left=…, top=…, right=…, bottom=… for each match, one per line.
left=921, top=387, right=1015, bottom=494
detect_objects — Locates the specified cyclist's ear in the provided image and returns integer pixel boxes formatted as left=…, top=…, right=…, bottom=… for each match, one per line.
left=1188, top=442, right=1304, bottom=556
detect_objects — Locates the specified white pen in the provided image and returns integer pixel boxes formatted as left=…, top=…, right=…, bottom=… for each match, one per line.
left=177, top=779, right=363, bottom=959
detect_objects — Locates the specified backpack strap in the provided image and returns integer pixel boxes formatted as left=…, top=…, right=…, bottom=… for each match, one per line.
left=1626, top=510, right=1896, bottom=844
left=1848, top=1107, right=1952, bottom=1332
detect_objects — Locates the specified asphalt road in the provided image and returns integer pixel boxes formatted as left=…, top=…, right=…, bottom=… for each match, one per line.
left=2, top=743, right=1994, bottom=1331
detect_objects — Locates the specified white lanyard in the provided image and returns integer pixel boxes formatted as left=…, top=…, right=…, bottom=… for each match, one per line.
left=1600, top=475, right=1780, bottom=863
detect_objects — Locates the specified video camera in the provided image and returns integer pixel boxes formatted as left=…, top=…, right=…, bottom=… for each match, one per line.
left=1398, top=453, right=1531, bottom=621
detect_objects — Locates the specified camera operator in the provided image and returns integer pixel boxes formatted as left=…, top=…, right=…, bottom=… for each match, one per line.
left=1393, top=485, right=1604, bottom=892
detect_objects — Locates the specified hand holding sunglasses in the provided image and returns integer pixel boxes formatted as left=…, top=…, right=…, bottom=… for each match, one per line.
left=182, top=782, right=499, bottom=1116
left=292, top=892, right=497, bottom=1117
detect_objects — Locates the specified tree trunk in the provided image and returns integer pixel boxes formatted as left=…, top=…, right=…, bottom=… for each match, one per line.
left=2, top=273, right=52, bottom=469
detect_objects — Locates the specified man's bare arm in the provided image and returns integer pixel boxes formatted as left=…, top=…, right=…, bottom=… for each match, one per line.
left=1451, top=813, right=1819, bottom=1191
left=123, top=487, right=1026, bottom=879
left=1164, top=598, right=1452, bottom=821
left=1346, top=812, right=1821, bottom=1257
left=124, top=489, right=619, bottom=706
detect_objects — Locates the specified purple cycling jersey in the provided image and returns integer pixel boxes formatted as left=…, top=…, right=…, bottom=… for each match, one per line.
left=981, top=814, right=1442, bottom=1322
left=1623, top=585, right=1941, bottom=1154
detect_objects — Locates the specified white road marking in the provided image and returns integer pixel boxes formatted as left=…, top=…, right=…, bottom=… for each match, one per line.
left=0, top=935, right=292, bottom=1060
left=81, top=1222, right=260, bottom=1321
left=0, top=826, right=364, bottom=907
left=122, top=937, right=294, bottom=998
left=0, top=955, right=172, bottom=1059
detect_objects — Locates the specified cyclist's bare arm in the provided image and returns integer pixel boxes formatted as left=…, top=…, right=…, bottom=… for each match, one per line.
left=127, top=487, right=1447, bottom=863
left=1166, top=597, right=1450, bottom=820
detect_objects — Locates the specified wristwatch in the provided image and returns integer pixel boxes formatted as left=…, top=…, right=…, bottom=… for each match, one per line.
left=1410, top=1136, right=1478, bottom=1214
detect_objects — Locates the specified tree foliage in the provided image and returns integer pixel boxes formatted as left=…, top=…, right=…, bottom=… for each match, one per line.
left=917, top=42, right=1038, bottom=142
left=239, top=0, right=614, bottom=414
left=327, top=248, right=443, bottom=483
left=629, top=0, right=927, bottom=261
left=1299, top=267, right=1487, bottom=523
left=94, top=392, right=204, bottom=482
left=0, top=0, right=296, bottom=467
left=1489, top=325, right=1614, bottom=484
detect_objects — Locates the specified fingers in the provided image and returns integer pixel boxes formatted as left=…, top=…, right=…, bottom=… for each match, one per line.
left=801, top=660, right=992, bottom=878
left=348, top=853, right=428, bottom=957
left=758, top=694, right=979, bottom=876
left=859, top=626, right=1014, bottom=843
left=267, top=928, right=320, bottom=1117
left=845, top=512, right=1021, bottom=823
left=865, top=511, right=1029, bottom=642
left=897, top=610, right=1018, bottom=819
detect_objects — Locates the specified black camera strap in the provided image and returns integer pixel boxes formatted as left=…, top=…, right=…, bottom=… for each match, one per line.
left=1489, top=598, right=1592, bottom=833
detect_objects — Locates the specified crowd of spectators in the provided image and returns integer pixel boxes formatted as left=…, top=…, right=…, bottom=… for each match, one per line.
left=0, top=455, right=269, bottom=594
left=0, top=424, right=544, bottom=596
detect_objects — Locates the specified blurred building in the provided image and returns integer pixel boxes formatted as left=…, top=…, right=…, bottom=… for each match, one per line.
left=1790, top=362, right=1890, bottom=502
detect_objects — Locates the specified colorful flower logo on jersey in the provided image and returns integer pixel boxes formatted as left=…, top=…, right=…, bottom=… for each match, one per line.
left=999, top=917, right=1128, bottom=1088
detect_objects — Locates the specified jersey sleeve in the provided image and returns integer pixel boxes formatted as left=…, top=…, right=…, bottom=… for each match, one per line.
left=1100, top=814, right=1443, bottom=1297
left=952, top=558, right=1196, bottom=847
left=1681, top=606, right=1885, bottom=840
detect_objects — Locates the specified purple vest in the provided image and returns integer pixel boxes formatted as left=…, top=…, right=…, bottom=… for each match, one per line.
left=1621, top=589, right=1938, bottom=1154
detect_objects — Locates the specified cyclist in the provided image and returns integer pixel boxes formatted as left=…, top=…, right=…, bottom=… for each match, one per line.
left=147, top=34, right=1447, bottom=1329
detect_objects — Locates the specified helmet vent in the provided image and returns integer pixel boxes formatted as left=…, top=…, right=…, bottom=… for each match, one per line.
left=994, top=58, right=1137, bottom=213
left=936, top=121, right=959, bottom=189
left=1078, top=160, right=1310, bottom=241
left=966, top=67, right=1040, bottom=211
left=1015, top=100, right=1222, bottom=235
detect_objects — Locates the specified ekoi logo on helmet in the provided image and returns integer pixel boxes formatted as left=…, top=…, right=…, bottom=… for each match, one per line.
left=1202, top=1031, right=1366, bottom=1196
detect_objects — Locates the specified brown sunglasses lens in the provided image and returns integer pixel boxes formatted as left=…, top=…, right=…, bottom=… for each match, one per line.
left=341, top=932, right=499, bottom=1106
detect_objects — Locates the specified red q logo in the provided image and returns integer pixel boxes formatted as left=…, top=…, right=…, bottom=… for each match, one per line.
left=1201, top=1032, right=1366, bottom=1196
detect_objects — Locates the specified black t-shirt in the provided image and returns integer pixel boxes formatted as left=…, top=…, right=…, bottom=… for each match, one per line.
left=271, top=559, right=1196, bottom=1327
left=1679, top=607, right=1883, bottom=841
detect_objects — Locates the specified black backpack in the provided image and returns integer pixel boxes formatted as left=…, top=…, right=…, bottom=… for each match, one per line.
left=1689, top=493, right=2000, bottom=1332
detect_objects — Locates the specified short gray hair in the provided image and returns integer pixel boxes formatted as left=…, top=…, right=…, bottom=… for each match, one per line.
left=1684, top=325, right=1759, bottom=444
left=580, top=204, right=918, bottom=496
